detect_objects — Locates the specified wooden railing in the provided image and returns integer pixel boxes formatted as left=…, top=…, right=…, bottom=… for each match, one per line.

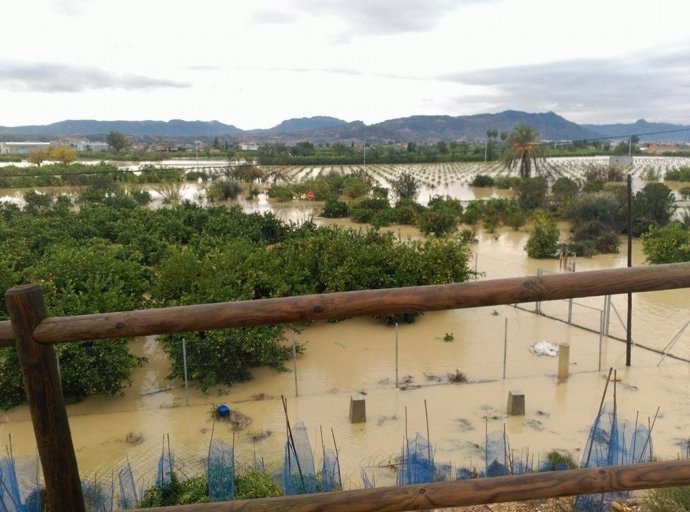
left=3, top=262, right=690, bottom=511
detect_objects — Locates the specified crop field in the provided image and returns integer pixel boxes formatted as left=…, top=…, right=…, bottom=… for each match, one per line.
left=262, top=156, right=690, bottom=187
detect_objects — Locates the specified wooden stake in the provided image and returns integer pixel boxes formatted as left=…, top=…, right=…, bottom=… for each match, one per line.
left=5, top=285, right=85, bottom=512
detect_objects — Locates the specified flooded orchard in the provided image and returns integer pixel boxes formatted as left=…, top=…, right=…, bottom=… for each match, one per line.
left=3, top=225, right=690, bottom=490
left=2, top=159, right=690, bottom=492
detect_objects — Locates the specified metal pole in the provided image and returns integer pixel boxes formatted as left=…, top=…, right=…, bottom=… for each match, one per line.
left=182, top=338, right=189, bottom=406
left=502, top=318, right=508, bottom=380
left=604, top=296, right=611, bottom=336
left=567, top=298, right=573, bottom=324
left=395, top=323, right=399, bottom=389
left=292, top=330, right=298, bottom=397
left=626, top=174, right=633, bottom=366
left=598, top=309, right=604, bottom=372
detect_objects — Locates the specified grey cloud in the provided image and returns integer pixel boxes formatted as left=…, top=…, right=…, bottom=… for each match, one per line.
left=258, top=0, right=484, bottom=36
left=0, top=62, right=190, bottom=93
left=251, top=8, right=298, bottom=24
left=52, top=0, right=94, bottom=16
left=439, top=45, right=690, bottom=123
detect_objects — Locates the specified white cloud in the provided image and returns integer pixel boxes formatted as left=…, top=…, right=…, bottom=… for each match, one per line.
left=0, top=61, right=190, bottom=93
left=1, top=0, right=689, bottom=126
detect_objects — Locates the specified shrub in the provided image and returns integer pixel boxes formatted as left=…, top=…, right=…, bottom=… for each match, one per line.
left=461, top=201, right=485, bottom=225
left=551, top=177, right=580, bottom=203
left=505, top=206, right=527, bottom=230
left=518, top=177, right=548, bottom=211
left=391, top=203, right=420, bottom=225
left=391, top=172, right=419, bottom=200
left=418, top=207, right=460, bottom=236
left=542, top=450, right=577, bottom=471
left=140, top=474, right=209, bottom=507
left=320, top=197, right=349, bottom=218
left=525, top=210, right=559, bottom=258
left=267, top=184, right=294, bottom=202
left=471, top=174, right=495, bottom=187
left=207, top=179, right=242, bottom=201
left=643, top=486, right=690, bottom=512
left=494, top=176, right=521, bottom=189
left=571, top=220, right=620, bottom=254
left=129, top=188, right=152, bottom=205
left=371, top=209, right=394, bottom=229
left=350, top=206, right=376, bottom=224
left=234, top=468, right=283, bottom=500
left=664, top=166, right=690, bottom=182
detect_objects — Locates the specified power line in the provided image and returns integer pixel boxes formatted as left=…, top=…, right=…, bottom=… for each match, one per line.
left=548, top=126, right=690, bottom=145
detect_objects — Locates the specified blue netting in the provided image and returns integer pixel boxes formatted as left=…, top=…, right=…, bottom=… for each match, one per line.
left=0, top=456, right=40, bottom=512
left=283, top=422, right=317, bottom=495
left=361, top=468, right=374, bottom=488
left=207, top=440, right=235, bottom=502
left=156, top=443, right=174, bottom=487
left=397, top=433, right=434, bottom=485
left=0, top=458, right=26, bottom=512
left=485, top=431, right=509, bottom=477
left=82, top=479, right=114, bottom=512
left=320, top=449, right=340, bottom=492
left=434, top=463, right=452, bottom=482
left=623, top=422, right=653, bottom=464
left=117, top=463, right=139, bottom=510
left=456, top=467, right=475, bottom=480
left=575, top=403, right=654, bottom=511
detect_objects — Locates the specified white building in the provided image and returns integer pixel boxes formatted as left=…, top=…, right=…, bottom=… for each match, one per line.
left=0, top=141, right=51, bottom=155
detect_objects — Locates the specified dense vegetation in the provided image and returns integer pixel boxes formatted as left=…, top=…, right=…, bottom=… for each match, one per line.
left=0, top=181, right=475, bottom=407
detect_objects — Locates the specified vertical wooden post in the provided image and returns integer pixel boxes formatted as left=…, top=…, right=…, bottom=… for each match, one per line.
left=5, top=285, right=85, bottom=512
left=558, top=343, right=570, bottom=381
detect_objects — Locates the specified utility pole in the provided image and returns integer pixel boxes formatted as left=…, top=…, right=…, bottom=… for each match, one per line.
left=626, top=174, right=633, bottom=366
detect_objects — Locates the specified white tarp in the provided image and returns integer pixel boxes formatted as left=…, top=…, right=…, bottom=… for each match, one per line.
left=529, top=341, right=559, bottom=357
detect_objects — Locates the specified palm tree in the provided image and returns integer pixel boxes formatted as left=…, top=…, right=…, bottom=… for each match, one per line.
left=501, top=123, right=545, bottom=179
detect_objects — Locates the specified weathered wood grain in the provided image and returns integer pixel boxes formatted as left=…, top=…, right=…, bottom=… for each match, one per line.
left=12, top=262, right=690, bottom=345
left=4, top=285, right=86, bottom=512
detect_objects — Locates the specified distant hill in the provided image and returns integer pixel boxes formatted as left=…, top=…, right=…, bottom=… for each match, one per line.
left=3, top=112, right=690, bottom=143
left=371, top=110, right=602, bottom=143
left=0, top=119, right=242, bottom=138
left=581, top=119, right=690, bottom=143
left=261, top=116, right=349, bottom=134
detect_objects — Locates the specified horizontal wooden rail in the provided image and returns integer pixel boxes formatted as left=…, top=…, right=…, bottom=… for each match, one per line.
left=132, top=459, right=690, bottom=512
left=1, top=262, right=690, bottom=346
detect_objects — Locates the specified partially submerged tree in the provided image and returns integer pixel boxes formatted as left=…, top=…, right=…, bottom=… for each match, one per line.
left=502, top=123, right=545, bottom=178
left=391, top=172, right=420, bottom=200
left=525, top=209, right=560, bottom=258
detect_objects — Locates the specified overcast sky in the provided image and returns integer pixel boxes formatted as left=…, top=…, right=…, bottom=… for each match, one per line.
left=2, top=0, right=689, bottom=129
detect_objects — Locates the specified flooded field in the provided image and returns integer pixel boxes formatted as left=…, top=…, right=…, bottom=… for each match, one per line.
left=2, top=228, right=690, bottom=491
left=1, top=158, right=690, bottom=492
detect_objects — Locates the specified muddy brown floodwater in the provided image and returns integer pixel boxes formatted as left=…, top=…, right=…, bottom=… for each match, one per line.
left=2, top=199, right=690, bottom=494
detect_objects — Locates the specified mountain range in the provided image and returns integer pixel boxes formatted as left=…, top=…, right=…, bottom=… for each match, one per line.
left=1, top=111, right=689, bottom=144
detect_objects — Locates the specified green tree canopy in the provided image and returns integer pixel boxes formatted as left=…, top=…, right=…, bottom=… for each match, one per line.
left=642, top=222, right=690, bottom=264
left=106, top=131, right=130, bottom=152
left=525, top=209, right=560, bottom=258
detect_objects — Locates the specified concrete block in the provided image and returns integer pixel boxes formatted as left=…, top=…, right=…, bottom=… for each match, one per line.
left=558, top=343, right=570, bottom=381
left=507, top=390, right=525, bottom=416
left=349, top=394, right=366, bottom=423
